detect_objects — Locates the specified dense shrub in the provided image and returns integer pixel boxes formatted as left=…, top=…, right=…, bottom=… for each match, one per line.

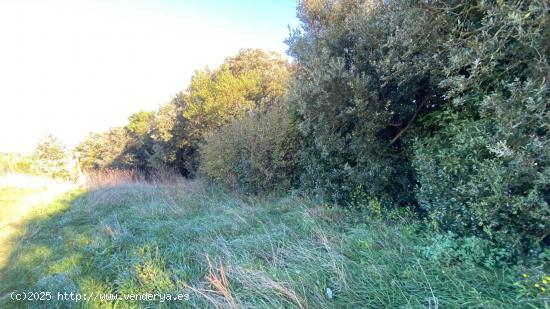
left=413, top=1, right=549, bottom=255
left=181, top=49, right=290, bottom=176
left=199, top=102, right=301, bottom=193
left=287, top=0, right=448, bottom=206
left=289, top=0, right=549, bottom=257
left=418, top=232, right=511, bottom=268
left=413, top=93, right=549, bottom=256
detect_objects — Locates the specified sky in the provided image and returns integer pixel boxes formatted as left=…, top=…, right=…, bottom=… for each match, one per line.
left=0, top=0, right=299, bottom=153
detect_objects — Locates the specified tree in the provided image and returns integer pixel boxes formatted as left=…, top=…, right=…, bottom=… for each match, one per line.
left=159, top=49, right=290, bottom=176
left=147, top=92, right=194, bottom=175
left=184, top=49, right=290, bottom=135
left=75, top=49, right=290, bottom=177
left=32, top=134, right=72, bottom=179
left=76, top=127, right=131, bottom=170
left=126, top=111, right=155, bottom=137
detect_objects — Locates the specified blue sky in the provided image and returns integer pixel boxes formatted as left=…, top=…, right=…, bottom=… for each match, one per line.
left=0, top=0, right=299, bottom=153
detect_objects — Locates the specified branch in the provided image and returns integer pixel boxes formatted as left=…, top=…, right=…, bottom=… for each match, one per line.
left=389, top=107, right=421, bottom=145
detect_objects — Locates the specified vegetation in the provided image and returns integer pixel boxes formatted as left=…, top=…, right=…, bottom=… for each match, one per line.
left=1, top=180, right=548, bottom=308
left=0, top=186, right=46, bottom=231
left=287, top=0, right=447, bottom=207
left=76, top=128, right=132, bottom=171
left=410, top=0, right=549, bottom=257
left=1, top=135, right=74, bottom=180
left=199, top=102, right=301, bottom=193
left=31, top=135, right=74, bottom=180
left=2, top=0, right=549, bottom=307
left=286, top=0, right=549, bottom=258
left=0, top=153, right=33, bottom=175
left=76, top=49, right=290, bottom=177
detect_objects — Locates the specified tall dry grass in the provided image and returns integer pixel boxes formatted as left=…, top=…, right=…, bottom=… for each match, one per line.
left=82, top=168, right=201, bottom=189
left=82, top=169, right=143, bottom=188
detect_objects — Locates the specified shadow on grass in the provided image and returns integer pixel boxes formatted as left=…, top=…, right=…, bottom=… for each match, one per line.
left=0, top=184, right=201, bottom=308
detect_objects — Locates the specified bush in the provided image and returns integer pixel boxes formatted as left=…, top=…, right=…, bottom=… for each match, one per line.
left=413, top=84, right=549, bottom=257
left=418, top=232, right=511, bottom=268
left=199, top=102, right=301, bottom=193
left=287, top=0, right=448, bottom=206
left=413, top=1, right=549, bottom=256
left=288, top=0, right=549, bottom=257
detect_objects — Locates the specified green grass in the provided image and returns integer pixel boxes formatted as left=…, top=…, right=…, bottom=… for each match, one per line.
left=0, top=181, right=548, bottom=308
left=0, top=186, right=46, bottom=226
left=0, top=185, right=51, bottom=270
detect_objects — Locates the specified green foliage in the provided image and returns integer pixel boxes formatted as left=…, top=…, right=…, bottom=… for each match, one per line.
left=185, top=49, right=289, bottom=131
left=76, top=49, right=290, bottom=177
left=289, top=0, right=549, bottom=257
left=4, top=1, right=549, bottom=306
left=70, top=0, right=548, bottom=263
left=31, top=135, right=73, bottom=180
left=181, top=49, right=290, bottom=176
left=146, top=92, right=195, bottom=175
left=1, top=138, right=74, bottom=180
left=77, top=110, right=159, bottom=173
left=76, top=127, right=131, bottom=170
left=287, top=0, right=448, bottom=206
left=122, top=111, right=157, bottom=172
left=199, top=102, right=301, bottom=193
left=0, top=153, right=33, bottom=175
left=412, top=0, right=549, bottom=255
left=126, top=110, right=155, bottom=137
left=348, top=185, right=382, bottom=219
left=418, top=232, right=511, bottom=268
left=413, top=113, right=549, bottom=257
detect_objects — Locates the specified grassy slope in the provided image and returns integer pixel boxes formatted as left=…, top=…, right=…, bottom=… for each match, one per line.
left=0, top=181, right=548, bottom=308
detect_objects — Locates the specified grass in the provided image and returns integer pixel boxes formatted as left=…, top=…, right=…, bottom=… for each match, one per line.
left=0, top=178, right=548, bottom=308
left=0, top=186, right=45, bottom=226
left=0, top=186, right=50, bottom=270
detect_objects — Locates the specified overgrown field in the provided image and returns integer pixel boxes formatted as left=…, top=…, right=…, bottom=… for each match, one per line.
left=0, top=180, right=548, bottom=308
